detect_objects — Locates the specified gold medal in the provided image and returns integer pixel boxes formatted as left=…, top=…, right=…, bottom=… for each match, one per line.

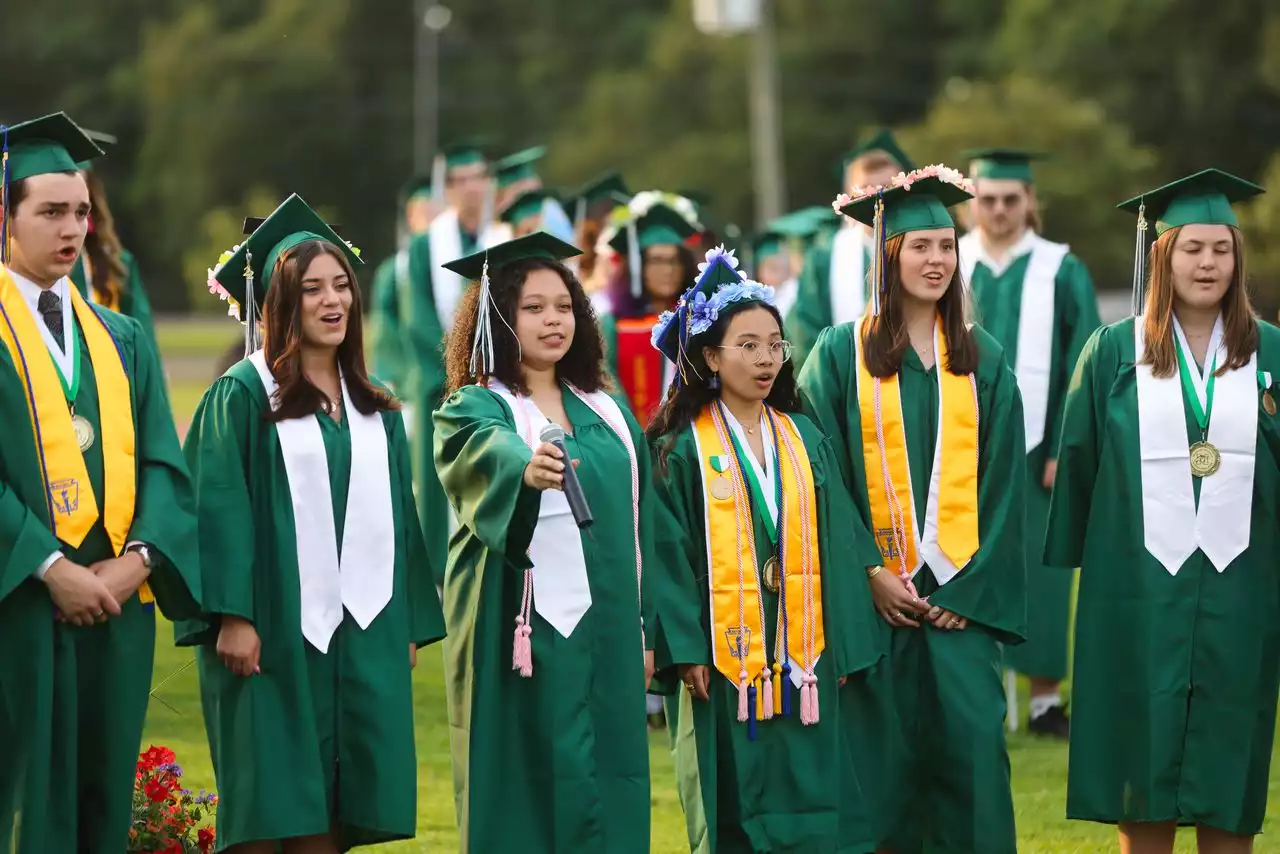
left=709, top=476, right=733, bottom=501
left=762, top=555, right=781, bottom=593
left=1264, top=390, right=1276, bottom=417
left=72, top=413, right=95, bottom=453
left=1189, top=440, right=1220, bottom=477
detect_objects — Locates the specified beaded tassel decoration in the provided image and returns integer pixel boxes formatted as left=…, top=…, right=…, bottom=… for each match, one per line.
left=1130, top=200, right=1149, bottom=317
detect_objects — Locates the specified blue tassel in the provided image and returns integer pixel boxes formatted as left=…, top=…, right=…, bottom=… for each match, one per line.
left=1, top=124, right=9, bottom=266
left=781, top=662, right=792, bottom=717
left=747, top=684, right=758, bottom=741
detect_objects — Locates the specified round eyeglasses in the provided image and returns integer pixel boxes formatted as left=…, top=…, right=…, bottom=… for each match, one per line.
left=717, top=340, right=794, bottom=366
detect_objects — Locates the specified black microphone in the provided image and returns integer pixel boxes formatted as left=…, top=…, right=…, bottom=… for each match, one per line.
left=539, top=422, right=594, bottom=529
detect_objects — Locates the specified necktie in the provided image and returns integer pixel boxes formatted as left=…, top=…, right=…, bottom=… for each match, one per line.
left=38, top=289, right=65, bottom=352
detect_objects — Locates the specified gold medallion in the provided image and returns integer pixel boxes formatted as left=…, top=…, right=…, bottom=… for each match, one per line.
left=762, top=555, right=781, bottom=593
left=1265, top=390, right=1276, bottom=417
left=709, top=476, right=733, bottom=501
left=72, top=414, right=95, bottom=453
left=1189, top=440, right=1220, bottom=477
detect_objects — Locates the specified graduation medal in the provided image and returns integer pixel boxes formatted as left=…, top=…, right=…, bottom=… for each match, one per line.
left=762, top=555, right=781, bottom=593
left=1176, top=336, right=1218, bottom=479
left=1189, top=441, right=1220, bottom=477
left=709, top=455, right=733, bottom=501
left=1264, top=390, right=1276, bottom=417
left=71, top=412, right=95, bottom=452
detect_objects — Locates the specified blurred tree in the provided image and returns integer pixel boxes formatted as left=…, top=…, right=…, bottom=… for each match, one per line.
left=1237, top=152, right=1280, bottom=320
left=896, top=74, right=1161, bottom=290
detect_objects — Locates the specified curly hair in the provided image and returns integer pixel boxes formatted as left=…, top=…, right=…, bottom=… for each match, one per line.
left=444, top=257, right=609, bottom=396
left=646, top=300, right=800, bottom=471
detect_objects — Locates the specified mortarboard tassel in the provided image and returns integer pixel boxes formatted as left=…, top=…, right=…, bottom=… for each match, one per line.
left=1131, top=200, right=1148, bottom=317
left=870, top=194, right=885, bottom=317
left=469, top=257, right=494, bottom=382
left=574, top=197, right=587, bottom=232
left=242, top=248, right=259, bottom=357
left=1, top=125, right=9, bottom=267
left=627, top=218, right=642, bottom=300
left=431, top=153, right=447, bottom=207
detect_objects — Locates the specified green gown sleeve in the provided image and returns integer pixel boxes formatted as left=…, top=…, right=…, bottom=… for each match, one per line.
left=180, top=375, right=257, bottom=622
left=1044, top=326, right=1111, bottom=569
left=786, top=241, right=833, bottom=370
left=369, top=254, right=407, bottom=393
left=432, top=384, right=541, bottom=568
left=796, top=326, right=858, bottom=490
left=0, top=478, right=62, bottom=602
left=387, top=409, right=446, bottom=647
left=926, top=345, right=1029, bottom=643
left=1044, top=255, right=1101, bottom=458
left=124, top=319, right=201, bottom=621
left=646, top=439, right=712, bottom=690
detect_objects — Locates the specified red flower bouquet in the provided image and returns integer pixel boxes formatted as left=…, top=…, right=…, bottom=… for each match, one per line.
left=128, top=745, right=218, bottom=853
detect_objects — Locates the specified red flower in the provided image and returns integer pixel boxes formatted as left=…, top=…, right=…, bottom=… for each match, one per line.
left=198, top=827, right=216, bottom=852
left=138, top=745, right=176, bottom=771
left=145, top=777, right=172, bottom=804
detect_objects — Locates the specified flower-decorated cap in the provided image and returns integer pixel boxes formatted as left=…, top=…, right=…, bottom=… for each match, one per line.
left=964, top=148, right=1047, bottom=184
left=651, top=245, right=776, bottom=368
left=499, top=188, right=556, bottom=226
left=441, top=230, right=581, bottom=281
left=1117, top=168, right=1264, bottom=235
left=76, top=128, right=118, bottom=171
left=2, top=112, right=103, bottom=182
left=842, top=128, right=915, bottom=174
left=835, top=164, right=975, bottom=240
left=608, top=202, right=698, bottom=254
left=494, top=145, right=546, bottom=189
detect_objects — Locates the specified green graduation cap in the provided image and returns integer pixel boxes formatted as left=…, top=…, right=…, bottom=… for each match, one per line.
left=752, top=230, right=786, bottom=260
left=2, top=112, right=103, bottom=182
left=494, top=146, right=546, bottom=189
left=1117, top=168, right=1265, bottom=235
left=441, top=137, right=489, bottom=170
left=500, top=188, right=554, bottom=225
left=213, top=193, right=361, bottom=309
left=398, top=174, right=435, bottom=205
left=441, top=230, right=581, bottom=281
left=77, top=128, right=117, bottom=171
left=842, top=128, right=914, bottom=174
left=608, top=203, right=698, bottom=254
left=564, top=171, right=631, bottom=219
left=840, top=174, right=973, bottom=239
left=964, top=148, right=1047, bottom=184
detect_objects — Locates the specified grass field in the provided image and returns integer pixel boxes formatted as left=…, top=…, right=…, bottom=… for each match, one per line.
left=146, top=316, right=1280, bottom=853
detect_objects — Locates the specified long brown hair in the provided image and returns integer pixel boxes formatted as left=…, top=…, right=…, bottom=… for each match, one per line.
left=444, top=257, right=608, bottom=396
left=861, top=233, right=978, bottom=377
left=82, top=170, right=129, bottom=306
left=1140, top=225, right=1255, bottom=378
left=261, top=239, right=398, bottom=421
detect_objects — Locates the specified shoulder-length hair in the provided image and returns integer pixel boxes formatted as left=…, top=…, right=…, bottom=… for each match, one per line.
left=1141, top=225, right=1256, bottom=378
left=646, top=300, right=801, bottom=472
left=444, top=257, right=609, bottom=397
left=861, top=232, right=978, bottom=378
left=606, top=242, right=698, bottom=318
left=261, top=239, right=399, bottom=422
left=82, top=170, right=129, bottom=305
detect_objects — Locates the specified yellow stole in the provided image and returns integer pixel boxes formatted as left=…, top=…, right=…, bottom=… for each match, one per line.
left=0, top=269, right=143, bottom=595
left=692, top=402, right=825, bottom=727
left=855, top=314, right=979, bottom=583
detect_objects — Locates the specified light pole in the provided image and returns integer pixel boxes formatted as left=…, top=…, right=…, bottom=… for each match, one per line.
left=693, top=0, right=786, bottom=229
left=413, top=1, right=452, bottom=176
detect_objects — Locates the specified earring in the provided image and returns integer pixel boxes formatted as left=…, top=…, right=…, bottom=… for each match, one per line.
left=708, top=372, right=720, bottom=390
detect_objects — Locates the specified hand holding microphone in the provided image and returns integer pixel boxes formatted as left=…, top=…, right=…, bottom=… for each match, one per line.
left=530, top=423, right=594, bottom=529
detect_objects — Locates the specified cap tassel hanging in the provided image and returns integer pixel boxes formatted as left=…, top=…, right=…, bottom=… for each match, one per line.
left=242, top=248, right=260, bottom=356
left=1, top=125, right=10, bottom=267
left=627, top=218, right=642, bottom=299
left=468, top=257, right=495, bottom=383
left=1131, top=200, right=1148, bottom=317
left=574, top=197, right=588, bottom=233
left=430, top=153, right=447, bottom=206
left=870, top=193, right=886, bottom=317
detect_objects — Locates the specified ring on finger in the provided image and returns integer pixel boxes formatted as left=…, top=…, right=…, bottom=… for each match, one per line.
left=949, top=618, right=960, bottom=628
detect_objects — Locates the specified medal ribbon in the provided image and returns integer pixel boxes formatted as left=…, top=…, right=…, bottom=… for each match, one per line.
left=722, top=410, right=781, bottom=548
left=0, top=269, right=137, bottom=556
left=1173, top=318, right=1220, bottom=438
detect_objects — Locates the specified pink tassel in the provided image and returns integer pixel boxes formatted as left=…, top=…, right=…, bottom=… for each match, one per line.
left=512, top=617, right=533, bottom=678
left=801, top=673, right=819, bottom=725
left=737, top=670, right=749, bottom=722
left=761, top=670, right=774, bottom=720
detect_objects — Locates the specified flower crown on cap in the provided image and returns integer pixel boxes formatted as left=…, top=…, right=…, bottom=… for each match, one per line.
left=206, top=239, right=362, bottom=322
left=650, top=246, right=776, bottom=348
left=832, top=163, right=975, bottom=212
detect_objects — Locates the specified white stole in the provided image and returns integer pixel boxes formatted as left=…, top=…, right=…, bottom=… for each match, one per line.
left=959, top=231, right=1067, bottom=452
left=249, top=351, right=396, bottom=652
left=488, top=381, right=641, bottom=637
left=774, top=276, right=799, bottom=319
left=1134, top=316, right=1255, bottom=575
left=427, top=208, right=507, bottom=333
left=829, top=226, right=868, bottom=325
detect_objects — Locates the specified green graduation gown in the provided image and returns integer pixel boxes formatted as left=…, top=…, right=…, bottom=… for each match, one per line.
left=798, top=321, right=1028, bottom=854
left=649, top=414, right=885, bottom=853
left=71, top=249, right=161, bottom=369
left=785, top=235, right=871, bottom=370
left=0, top=304, right=201, bottom=854
left=178, top=361, right=445, bottom=851
left=369, top=226, right=479, bottom=586
left=1044, top=317, right=1280, bottom=835
left=433, top=383, right=656, bottom=854
left=967, top=245, right=1100, bottom=681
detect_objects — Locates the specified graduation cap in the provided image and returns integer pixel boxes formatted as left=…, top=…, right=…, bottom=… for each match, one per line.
left=398, top=174, right=435, bottom=205
left=836, top=165, right=974, bottom=315
left=1117, top=168, right=1265, bottom=313
left=564, top=171, right=631, bottom=225
left=609, top=202, right=699, bottom=299
left=211, top=194, right=360, bottom=353
left=77, top=128, right=118, bottom=171
left=964, top=148, right=1047, bottom=184
left=842, top=128, right=914, bottom=175
left=500, top=188, right=555, bottom=226
left=1, top=112, right=103, bottom=263
left=494, top=146, right=546, bottom=190
left=442, top=231, right=582, bottom=382
left=441, top=136, right=490, bottom=170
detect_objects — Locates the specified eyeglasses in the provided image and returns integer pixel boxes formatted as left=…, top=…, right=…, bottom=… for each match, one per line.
left=718, top=340, right=793, bottom=366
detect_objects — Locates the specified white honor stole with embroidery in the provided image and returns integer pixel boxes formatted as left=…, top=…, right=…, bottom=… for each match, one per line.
left=489, top=381, right=641, bottom=638
left=428, top=209, right=509, bottom=333
left=829, top=226, right=868, bottom=325
left=1134, top=316, right=1255, bottom=575
left=960, top=232, right=1068, bottom=452
left=249, top=351, right=395, bottom=652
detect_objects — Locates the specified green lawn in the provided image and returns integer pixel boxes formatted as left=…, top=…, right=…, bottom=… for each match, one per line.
left=148, top=318, right=1280, bottom=852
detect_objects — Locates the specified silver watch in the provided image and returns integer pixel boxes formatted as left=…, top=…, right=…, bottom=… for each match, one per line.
left=127, top=543, right=154, bottom=570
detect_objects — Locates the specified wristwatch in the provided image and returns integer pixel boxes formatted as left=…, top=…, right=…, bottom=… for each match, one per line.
left=126, top=543, right=154, bottom=571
